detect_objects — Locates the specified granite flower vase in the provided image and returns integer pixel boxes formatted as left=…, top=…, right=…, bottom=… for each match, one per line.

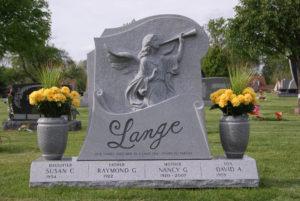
left=37, top=117, right=68, bottom=160
left=219, top=115, right=249, bottom=159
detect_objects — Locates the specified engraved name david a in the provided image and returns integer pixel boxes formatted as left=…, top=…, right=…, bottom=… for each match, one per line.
left=107, top=118, right=183, bottom=149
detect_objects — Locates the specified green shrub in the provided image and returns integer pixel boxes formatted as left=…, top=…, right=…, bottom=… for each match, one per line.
left=229, top=65, right=253, bottom=94
left=38, top=68, right=62, bottom=88
left=201, top=45, right=230, bottom=77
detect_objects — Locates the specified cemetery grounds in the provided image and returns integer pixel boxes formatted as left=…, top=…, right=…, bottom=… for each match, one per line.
left=0, top=93, right=299, bottom=201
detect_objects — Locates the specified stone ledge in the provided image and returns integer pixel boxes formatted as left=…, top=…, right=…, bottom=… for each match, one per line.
left=30, top=179, right=259, bottom=188
left=277, top=93, right=297, bottom=97
left=3, top=120, right=81, bottom=131
left=30, top=156, right=259, bottom=188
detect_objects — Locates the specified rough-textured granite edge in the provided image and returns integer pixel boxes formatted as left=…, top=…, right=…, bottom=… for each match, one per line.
left=2, top=120, right=37, bottom=130
left=277, top=93, right=297, bottom=97
left=3, top=120, right=82, bottom=131
left=30, top=179, right=259, bottom=188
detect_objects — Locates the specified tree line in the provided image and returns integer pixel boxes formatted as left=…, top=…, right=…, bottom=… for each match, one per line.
left=0, top=0, right=87, bottom=97
left=1, top=0, right=299, bottom=98
left=202, top=0, right=299, bottom=88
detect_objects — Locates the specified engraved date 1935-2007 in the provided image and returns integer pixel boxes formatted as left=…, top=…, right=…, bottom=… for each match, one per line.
left=107, top=118, right=183, bottom=150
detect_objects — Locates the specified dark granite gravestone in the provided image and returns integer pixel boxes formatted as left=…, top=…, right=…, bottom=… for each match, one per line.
left=2, top=84, right=81, bottom=131
left=2, top=84, right=42, bottom=130
left=11, top=84, right=42, bottom=119
left=30, top=14, right=259, bottom=188
left=202, top=77, right=230, bottom=105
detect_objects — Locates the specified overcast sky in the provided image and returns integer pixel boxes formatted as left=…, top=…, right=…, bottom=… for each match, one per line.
left=48, top=0, right=239, bottom=62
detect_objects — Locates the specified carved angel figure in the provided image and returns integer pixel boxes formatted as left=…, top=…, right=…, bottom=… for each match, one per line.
left=106, top=30, right=195, bottom=110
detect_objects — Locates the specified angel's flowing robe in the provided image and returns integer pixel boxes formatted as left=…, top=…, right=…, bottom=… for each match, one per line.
left=125, top=55, right=179, bottom=109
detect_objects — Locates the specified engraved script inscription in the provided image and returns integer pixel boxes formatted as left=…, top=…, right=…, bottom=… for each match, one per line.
left=107, top=118, right=183, bottom=149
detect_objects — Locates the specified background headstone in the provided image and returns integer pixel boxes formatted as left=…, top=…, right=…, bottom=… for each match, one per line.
left=280, top=79, right=289, bottom=91
left=3, top=84, right=82, bottom=131
left=202, top=77, right=230, bottom=105
left=86, top=50, right=95, bottom=121
left=288, top=79, right=298, bottom=94
left=249, top=75, right=266, bottom=92
left=277, top=78, right=297, bottom=97
left=80, top=91, right=89, bottom=107
left=11, top=84, right=41, bottom=119
left=288, top=79, right=297, bottom=90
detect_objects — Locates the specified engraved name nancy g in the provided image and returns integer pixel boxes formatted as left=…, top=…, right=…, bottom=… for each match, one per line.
left=107, top=118, right=183, bottom=149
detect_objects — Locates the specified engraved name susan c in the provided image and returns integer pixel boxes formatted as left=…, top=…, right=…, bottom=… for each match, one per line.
left=107, top=118, right=183, bottom=150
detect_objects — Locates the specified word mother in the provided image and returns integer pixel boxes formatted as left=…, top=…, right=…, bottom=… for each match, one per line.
left=107, top=118, right=183, bottom=149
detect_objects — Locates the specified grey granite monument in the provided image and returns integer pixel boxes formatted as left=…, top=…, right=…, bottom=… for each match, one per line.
left=30, top=14, right=259, bottom=188
left=80, top=92, right=89, bottom=107
left=80, top=62, right=90, bottom=108
left=86, top=50, right=95, bottom=122
left=78, top=14, right=211, bottom=160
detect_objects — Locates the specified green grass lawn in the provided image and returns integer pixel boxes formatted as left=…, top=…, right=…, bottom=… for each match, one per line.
left=0, top=93, right=299, bottom=201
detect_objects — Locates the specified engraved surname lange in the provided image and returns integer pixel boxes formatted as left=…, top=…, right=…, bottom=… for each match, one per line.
left=107, top=118, right=183, bottom=149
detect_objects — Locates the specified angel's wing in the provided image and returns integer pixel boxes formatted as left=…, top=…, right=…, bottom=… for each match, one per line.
left=104, top=44, right=139, bottom=74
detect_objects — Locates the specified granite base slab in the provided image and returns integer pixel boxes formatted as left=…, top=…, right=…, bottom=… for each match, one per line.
left=3, top=119, right=38, bottom=130
left=277, top=93, right=297, bottom=97
left=30, top=156, right=259, bottom=188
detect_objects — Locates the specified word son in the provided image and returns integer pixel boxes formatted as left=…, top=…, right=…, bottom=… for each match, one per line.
left=107, top=118, right=183, bottom=149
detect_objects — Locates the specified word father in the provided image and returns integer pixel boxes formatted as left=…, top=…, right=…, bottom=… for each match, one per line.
left=107, top=118, right=183, bottom=149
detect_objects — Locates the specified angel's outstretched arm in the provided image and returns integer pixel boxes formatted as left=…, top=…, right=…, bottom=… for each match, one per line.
left=176, top=33, right=184, bottom=62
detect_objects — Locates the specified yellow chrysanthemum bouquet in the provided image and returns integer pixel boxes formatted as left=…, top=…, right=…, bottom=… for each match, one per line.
left=210, top=66, right=256, bottom=116
left=29, top=68, right=80, bottom=117
left=29, top=86, right=80, bottom=117
left=210, top=87, right=256, bottom=116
